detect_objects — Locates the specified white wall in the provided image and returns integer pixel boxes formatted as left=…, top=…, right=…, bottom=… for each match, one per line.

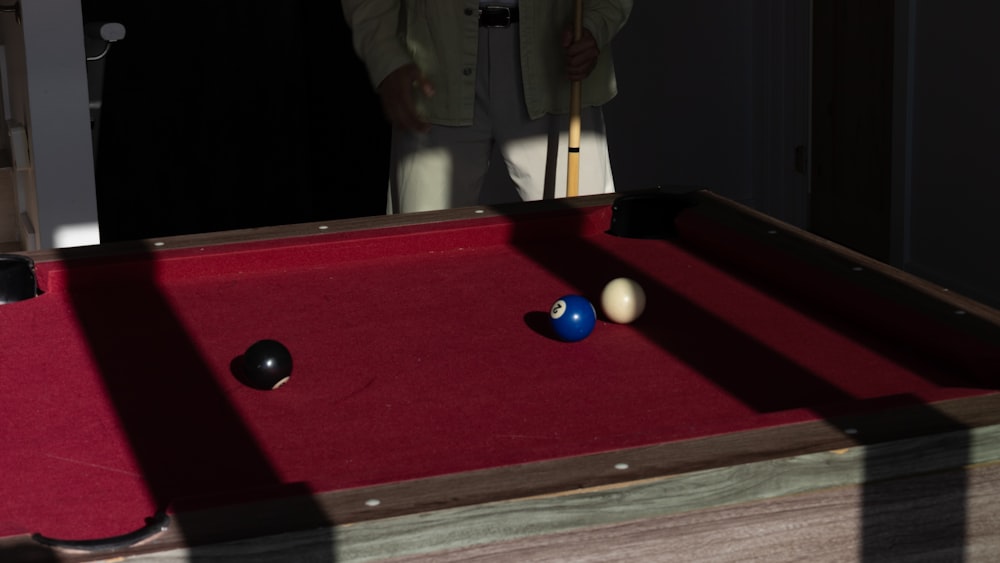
left=1, top=0, right=98, bottom=249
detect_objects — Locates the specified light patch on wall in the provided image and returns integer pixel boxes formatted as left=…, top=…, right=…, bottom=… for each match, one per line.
left=9, top=122, right=29, bottom=170
left=53, top=221, right=100, bottom=248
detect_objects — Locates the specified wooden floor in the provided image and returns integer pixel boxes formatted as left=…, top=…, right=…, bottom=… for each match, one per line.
left=90, top=423, right=1000, bottom=563
left=377, top=463, right=1000, bottom=563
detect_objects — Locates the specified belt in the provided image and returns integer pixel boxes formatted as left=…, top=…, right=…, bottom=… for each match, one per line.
left=479, top=5, right=519, bottom=28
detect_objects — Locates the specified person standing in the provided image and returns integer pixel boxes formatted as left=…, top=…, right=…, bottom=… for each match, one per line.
left=342, top=0, right=632, bottom=213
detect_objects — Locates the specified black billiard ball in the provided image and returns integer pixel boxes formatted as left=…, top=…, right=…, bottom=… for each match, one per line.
left=242, top=339, right=293, bottom=390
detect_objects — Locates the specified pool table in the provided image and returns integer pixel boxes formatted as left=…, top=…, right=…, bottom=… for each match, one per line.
left=2, top=189, right=1000, bottom=562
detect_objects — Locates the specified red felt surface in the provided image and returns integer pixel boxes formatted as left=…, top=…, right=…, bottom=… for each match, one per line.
left=0, top=205, right=991, bottom=540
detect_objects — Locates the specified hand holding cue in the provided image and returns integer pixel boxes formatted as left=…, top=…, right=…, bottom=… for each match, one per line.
left=567, top=0, right=583, bottom=198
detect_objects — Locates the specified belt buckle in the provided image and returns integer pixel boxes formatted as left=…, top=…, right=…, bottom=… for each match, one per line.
left=480, top=6, right=512, bottom=28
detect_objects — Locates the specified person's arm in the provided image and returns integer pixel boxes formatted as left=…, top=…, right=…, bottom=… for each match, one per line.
left=580, top=0, right=633, bottom=48
left=341, top=0, right=434, bottom=131
left=563, top=0, right=633, bottom=81
left=341, top=0, right=411, bottom=89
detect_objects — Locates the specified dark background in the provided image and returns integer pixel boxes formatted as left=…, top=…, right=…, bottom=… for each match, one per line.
left=82, top=1, right=390, bottom=242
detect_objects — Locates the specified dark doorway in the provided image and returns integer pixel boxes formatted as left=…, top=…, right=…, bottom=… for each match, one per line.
left=81, top=1, right=390, bottom=242
left=810, top=0, right=895, bottom=261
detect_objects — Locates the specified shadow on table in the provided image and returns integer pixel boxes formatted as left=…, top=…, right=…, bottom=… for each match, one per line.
left=2, top=189, right=990, bottom=561
left=10, top=242, right=336, bottom=561
left=492, top=188, right=987, bottom=561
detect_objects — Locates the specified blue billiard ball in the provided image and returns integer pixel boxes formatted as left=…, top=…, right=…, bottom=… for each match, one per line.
left=549, top=295, right=597, bottom=342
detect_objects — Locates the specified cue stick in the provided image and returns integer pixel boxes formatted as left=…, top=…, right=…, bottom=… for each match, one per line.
left=566, top=0, right=583, bottom=198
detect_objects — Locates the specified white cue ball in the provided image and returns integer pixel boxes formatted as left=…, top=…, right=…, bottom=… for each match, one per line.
left=601, top=277, right=646, bottom=324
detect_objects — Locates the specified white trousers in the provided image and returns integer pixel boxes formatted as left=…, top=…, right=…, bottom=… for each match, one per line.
left=388, top=24, right=616, bottom=213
